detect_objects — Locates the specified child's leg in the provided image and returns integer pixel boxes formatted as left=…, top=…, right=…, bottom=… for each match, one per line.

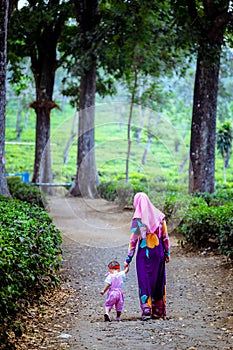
left=115, top=297, right=123, bottom=321
left=104, top=293, right=114, bottom=322
left=115, top=310, right=121, bottom=321
left=105, top=307, right=111, bottom=314
left=104, top=306, right=112, bottom=322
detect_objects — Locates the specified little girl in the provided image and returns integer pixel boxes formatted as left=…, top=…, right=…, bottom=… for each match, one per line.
left=100, top=260, right=129, bottom=322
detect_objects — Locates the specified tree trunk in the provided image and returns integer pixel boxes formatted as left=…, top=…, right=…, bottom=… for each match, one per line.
left=126, top=68, right=138, bottom=183
left=63, top=111, right=78, bottom=164
left=29, top=7, right=63, bottom=195
left=31, top=88, right=57, bottom=195
left=0, top=0, right=10, bottom=196
left=188, top=0, right=230, bottom=194
left=189, top=45, right=220, bottom=193
left=70, top=66, right=99, bottom=197
left=22, top=0, right=67, bottom=196
left=70, top=0, right=99, bottom=198
left=16, top=100, right=22, bottom=141
left=141, top=110, right=153, bottom=165
left=141, top=133, right=152, bottom=165
left=31, top=100, right=55, bottom=195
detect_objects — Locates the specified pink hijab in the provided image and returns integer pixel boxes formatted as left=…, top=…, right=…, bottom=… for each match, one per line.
left=133, top=192, right=165, bottom=233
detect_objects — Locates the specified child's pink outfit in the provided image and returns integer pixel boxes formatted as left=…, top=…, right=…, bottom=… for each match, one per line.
left=104, top=271, right=126, bottom=313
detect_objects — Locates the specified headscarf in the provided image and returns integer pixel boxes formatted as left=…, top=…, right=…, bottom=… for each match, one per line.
left=133, top=192, right=165, bottom=233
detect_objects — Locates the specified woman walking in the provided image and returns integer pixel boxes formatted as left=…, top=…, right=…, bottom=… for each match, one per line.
left=124, top=192, right=170, bottom=320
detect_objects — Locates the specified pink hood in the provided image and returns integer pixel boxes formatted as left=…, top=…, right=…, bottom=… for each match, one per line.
left=133, top=192, right=165, bottom=233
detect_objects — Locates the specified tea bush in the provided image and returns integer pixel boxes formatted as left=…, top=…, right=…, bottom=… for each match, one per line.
left=97, top=180, right=118, bottom=201
left=97, top=173, right=149, bottom=205
left=0, top=196, right=62, bottom=347
left=7, top=177, right=46, bottom=208
left=192, top=188, right=233, bottom=206
left=176, top=200, right=233, bottom=259
left=98, top=179, right=233, bottom=259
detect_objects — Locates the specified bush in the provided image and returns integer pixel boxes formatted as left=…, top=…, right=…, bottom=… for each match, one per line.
left=7, top=177, right=46, bottom=208
left=97, top=181, right=118, bottom=201
left=97, top=173, right=149, bottom=204
left=0, top=196, right=62, bottom=347
left=176, top=201, right=233, bottom=259
left=193, top=188, right=233, bottom=206
left=116, top=182, right=134, bottom=208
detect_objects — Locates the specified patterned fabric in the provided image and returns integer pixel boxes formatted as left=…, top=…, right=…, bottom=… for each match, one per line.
left=125, top=218, right=170, bottom=317
left=125, top=219, right=170, bottom=264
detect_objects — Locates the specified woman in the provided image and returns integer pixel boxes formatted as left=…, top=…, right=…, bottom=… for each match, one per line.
left=124, top=192, right=170, bottom=320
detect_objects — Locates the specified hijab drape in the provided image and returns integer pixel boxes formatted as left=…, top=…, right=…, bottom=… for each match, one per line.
left=133, top=192, right=165, bottom=233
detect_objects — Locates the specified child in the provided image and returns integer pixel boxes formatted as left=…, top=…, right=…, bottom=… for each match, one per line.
left=100, top=260, right=129, bottom=322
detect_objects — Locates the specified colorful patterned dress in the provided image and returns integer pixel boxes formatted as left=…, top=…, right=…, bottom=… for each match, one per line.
left=125, top=218, right=170, bottom=318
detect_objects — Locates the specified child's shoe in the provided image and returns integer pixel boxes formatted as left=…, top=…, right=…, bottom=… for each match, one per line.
left=104, top=313, right=111, bottom=322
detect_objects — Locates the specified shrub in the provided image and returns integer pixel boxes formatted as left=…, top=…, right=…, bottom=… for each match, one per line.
left=0, top=196, right=62, bottom=347
left=214, top=203, right=233, bottom=259
left=193, top=188, right=233, bottom=206
left=7, top=177, right=46, bottom=208
left=176, top=201, right=233, bottom=259
left=97, top=181, right=118, bottom=201
left=97, top=177, right=148, bottom=206
left=116, top=182, right=134, bottom=208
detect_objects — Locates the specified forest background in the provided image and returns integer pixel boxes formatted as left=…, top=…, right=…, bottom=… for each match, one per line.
left=1, top=0, right=233, bottom=197
left=0, top=0, right=233, bottom=348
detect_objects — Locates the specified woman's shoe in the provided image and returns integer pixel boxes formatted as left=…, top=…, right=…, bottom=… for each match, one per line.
left=142, top=314, right=151, bottom=321
left=151, top=314, right=160, bottom=319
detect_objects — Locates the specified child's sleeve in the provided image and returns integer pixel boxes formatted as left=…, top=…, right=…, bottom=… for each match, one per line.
left=104, top=274, right=112, bottom=285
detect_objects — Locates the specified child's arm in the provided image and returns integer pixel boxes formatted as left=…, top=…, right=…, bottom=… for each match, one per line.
left=100, top=283, right=110, bottom=295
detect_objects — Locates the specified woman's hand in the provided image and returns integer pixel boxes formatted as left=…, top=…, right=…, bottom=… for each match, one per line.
left=165, top=255, right=170, bottom=263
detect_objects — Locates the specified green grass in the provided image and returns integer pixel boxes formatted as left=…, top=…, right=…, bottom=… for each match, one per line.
left=5, top=101, right=233, bottom=190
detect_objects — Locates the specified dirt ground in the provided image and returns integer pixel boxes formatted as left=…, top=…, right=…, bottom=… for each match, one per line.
left=15, top=195, right=233, bottom=350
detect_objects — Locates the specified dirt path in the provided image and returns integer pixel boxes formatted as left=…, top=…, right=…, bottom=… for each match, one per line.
left=16, top=196, right=233, bottom=350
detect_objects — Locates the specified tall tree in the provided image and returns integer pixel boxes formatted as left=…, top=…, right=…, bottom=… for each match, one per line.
left=104, top=0, right=184, bottom=182
left=8, top=0, right=73, bottom=193
left=174, top=0, right=233, bottom=193
left=70, top=0, right=100, bottom=197
left=217, top=121, right=232, bottom=181
left=0, top=0, right=10, bottom=196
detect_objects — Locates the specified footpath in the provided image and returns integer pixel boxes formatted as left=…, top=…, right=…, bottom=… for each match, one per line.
left=15, top=196, right=233, bottom=350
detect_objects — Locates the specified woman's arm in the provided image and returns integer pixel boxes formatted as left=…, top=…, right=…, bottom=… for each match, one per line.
left=124, top=219, right=140, bottom=265
left=162, top=219, right=170, bottom=263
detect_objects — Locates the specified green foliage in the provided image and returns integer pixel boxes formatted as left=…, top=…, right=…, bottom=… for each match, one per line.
left=7, top=177, right=46, bottom=208
left=148, top=190, right=207, bottom=230
left=97, top=181, right=118, bottom=202
left=192, top=188, right=233, bottom=206
left=98, top=178, right=233, bottom=260
left=116, top=182, right=134, bottom=208
left=97, top=173, right=149, bottom=205
left=175, top=193, right=233, bottom=259
left=0, top=196, right=62, bottom=346
left=217, top=121, right=233, bottom=159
